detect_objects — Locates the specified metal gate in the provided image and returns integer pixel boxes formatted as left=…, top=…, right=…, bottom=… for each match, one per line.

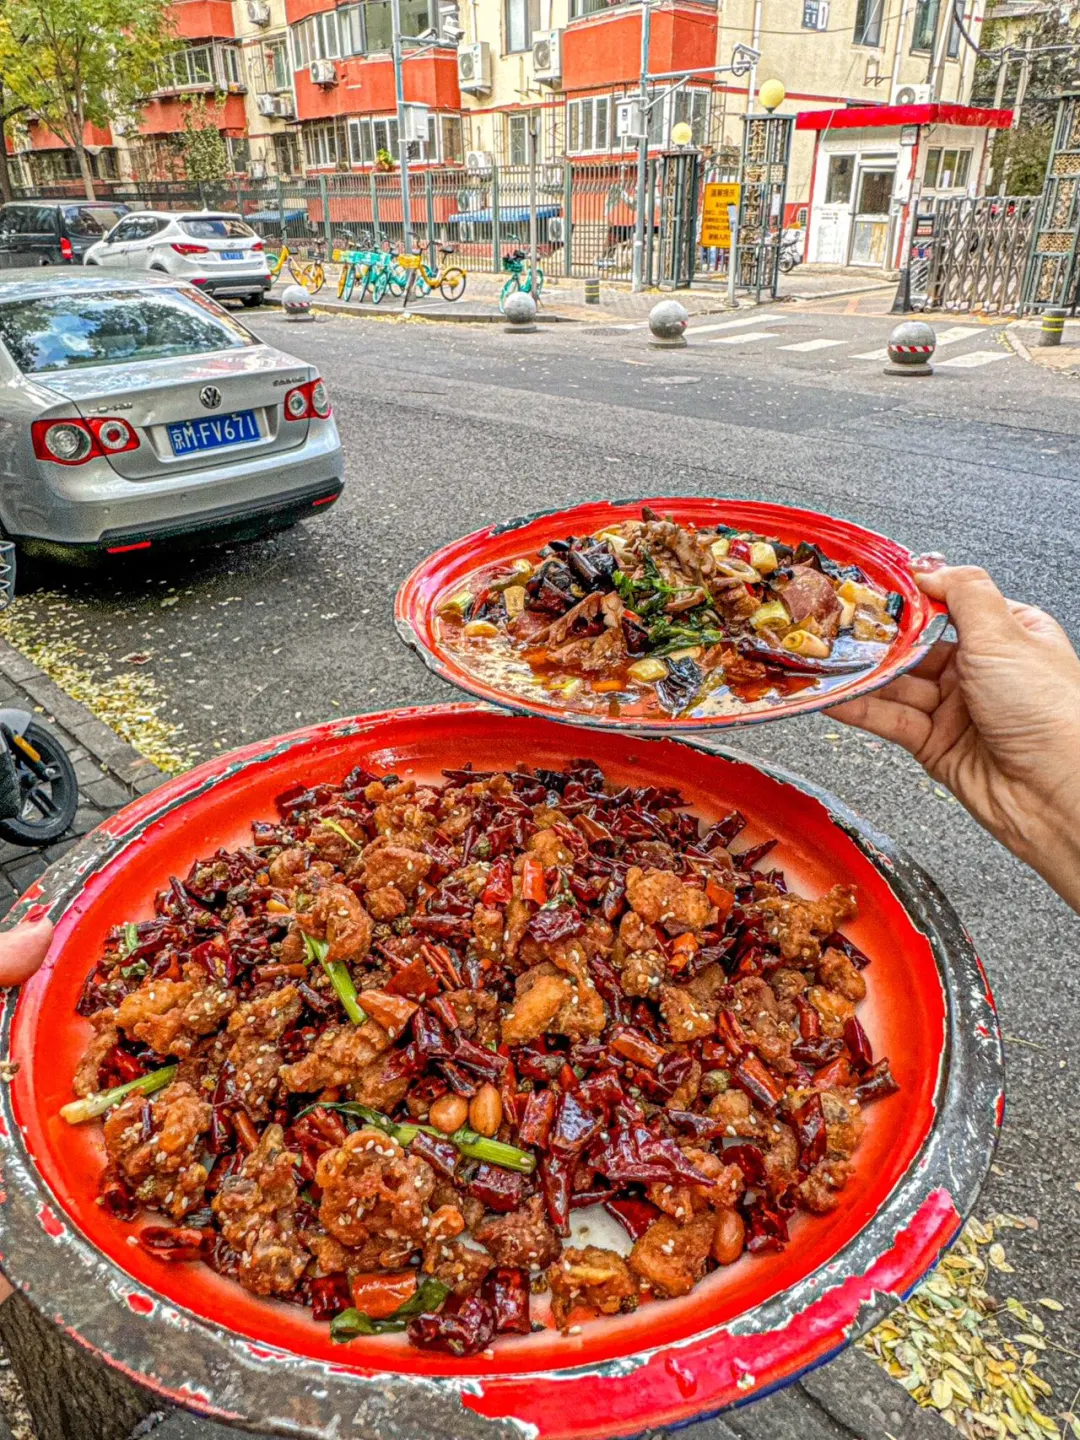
left=1023, top=90, right=1080, bottom=314
left=911, top=195, right=1038, bottom=314
left=647, top=150, right=701, bottom=288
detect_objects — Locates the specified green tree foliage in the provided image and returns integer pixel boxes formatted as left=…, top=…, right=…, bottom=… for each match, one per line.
left=972, top=5, right=1080, bottom=193
left=0, top=0, right=174, bottom=199
left=181, top=96, right=229, bottom=183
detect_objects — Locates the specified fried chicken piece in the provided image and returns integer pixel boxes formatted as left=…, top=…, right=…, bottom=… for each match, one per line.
left=361, top=841, right=432, bottom=897
left=474, top=1194, right=561, bottom=1269
left=798, top=1158, right=855, bottom=1214
left=225, top=985, right=303, bottom=1120
left=619, top=949, right=666, bottom=998
left=817, top=946, right=867, bottom=1003
left=213, top=1123, right=309, bottom=1297
left=647, top=1150, right=744, bottom=1221
left=548, top=1246, right=638, bottom=1328
left=750, top=885, right=857, bottom=965
left=297, top=883, right=372, bottom=965
left=660, top=984, right=716, bottom=1041
left=114, top=969, right=236, bottom=1059
left=629, top=1213, right=715, bottom=1298
left=279, top=1019, right=392, bottom=1092
left=316, top=1127, right=434, bottom=1248
left=625, top=867, right=712, bottom=936
left=365, top=885, right=408, bottom=920
left=422, top=1236, right=494, bottom=1296
left=73, top=1009, right=118, bottom=1097
left=103, top=1080, right=211, bottom=1219
left=501, top=968, right=571, bottom=1046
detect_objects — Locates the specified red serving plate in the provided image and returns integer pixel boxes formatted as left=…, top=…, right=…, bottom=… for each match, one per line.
left=395, top=497, right=949, bottom=732
left=0, top=705, right=1000, bottom=1440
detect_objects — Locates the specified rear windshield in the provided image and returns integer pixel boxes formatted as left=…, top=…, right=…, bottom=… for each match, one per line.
left=63, top=206, right=128, bottom=237
left=0, top=288, right=255, bottom=374
left=181, top=217, right=255, bottom=239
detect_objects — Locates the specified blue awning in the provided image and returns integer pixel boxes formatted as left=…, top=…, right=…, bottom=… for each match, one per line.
left=245, top=207, right=309, bottom=224
left=447, top=205, right=561, bottom=224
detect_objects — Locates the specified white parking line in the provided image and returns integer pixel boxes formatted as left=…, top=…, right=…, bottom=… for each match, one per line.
left=709, top=330, right=780, bottom=346
left=778, top=337, right=846, bottom=352
left=935, top=349, right=1010, bottom=368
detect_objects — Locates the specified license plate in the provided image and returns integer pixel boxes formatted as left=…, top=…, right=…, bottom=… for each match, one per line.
left=222, top=250, right=244, bottom=261
left=168, top=410, right=259, bottom=456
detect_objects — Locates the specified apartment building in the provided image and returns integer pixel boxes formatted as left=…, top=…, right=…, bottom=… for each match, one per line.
left=10, top=0, right=1000, bottom=257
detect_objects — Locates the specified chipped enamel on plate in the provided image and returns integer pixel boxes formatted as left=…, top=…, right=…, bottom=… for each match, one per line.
left=395, top=497, right=950, bottom=734
left=0, top=705, right=1001, bottom=1440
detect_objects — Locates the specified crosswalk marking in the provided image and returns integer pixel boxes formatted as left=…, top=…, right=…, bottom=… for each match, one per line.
left=935, top=349, right=1009, bottom=368
left=853, top=347, right=889, bottom=361
left=688, top=315, right=791, bottom=335
left=932, top=325, right=985, bottom=345
left=778, top=337, right=846, bottom=352
left=710, top=330, right=780, bottom=345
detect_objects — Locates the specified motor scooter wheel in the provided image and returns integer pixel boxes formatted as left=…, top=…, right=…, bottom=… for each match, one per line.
left=0, top=721, right=78, bottom=847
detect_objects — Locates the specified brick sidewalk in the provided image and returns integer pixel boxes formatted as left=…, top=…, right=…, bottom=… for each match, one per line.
left=0, top=642, right=952, bottom=1440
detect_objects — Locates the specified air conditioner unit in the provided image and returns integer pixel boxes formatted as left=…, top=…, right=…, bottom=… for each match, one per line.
left=892, top=82, right=932, bottom=106
left=256, top=92, right=278, bottom=116
left=547, top=215, right=565, bottom=242
left=540, top=163, right=563, bottom=192
left=465, top=149, right=494, bottom=174
left=246, top=0, right=270, bottom=23
left=311, top=58, right=338, bottom=85
left=615, top=98, right=644, bottom=139
left=457, top=42, right=491, bottom=92
left=532, top=29, right=562, bottom=84
left=249, top=158, right=267, bottom=178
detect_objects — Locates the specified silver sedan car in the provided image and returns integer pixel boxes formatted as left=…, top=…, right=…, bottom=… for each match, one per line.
left=0, top=270, right=342, bottom=556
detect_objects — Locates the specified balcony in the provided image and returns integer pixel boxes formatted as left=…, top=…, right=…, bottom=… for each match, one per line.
left=563, top=0, right=718, bottom=92
left=153, top=42, right=246, bottom=95
left=292, top=49, right=459, bottom=121
left=139, top=90, right=249, bottom=134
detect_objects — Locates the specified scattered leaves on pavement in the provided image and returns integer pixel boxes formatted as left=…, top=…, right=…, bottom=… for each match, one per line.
left=858, top=1215, right=1067, bottom=1439
left=0, top=595, right=197, bottom=775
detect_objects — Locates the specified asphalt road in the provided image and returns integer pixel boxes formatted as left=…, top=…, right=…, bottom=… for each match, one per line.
left=15, top=302, right=1080, bottom=1402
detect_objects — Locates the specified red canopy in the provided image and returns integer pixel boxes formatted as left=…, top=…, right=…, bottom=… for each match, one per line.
left=796, top=102, right=1013, bottom=131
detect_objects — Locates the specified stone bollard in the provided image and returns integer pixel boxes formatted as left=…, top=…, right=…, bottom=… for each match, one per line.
left=503, top=290, right=538, bottom=334
left=648, top=300, right=689, bottom=350
left=884, top=319, right=935, bottom=376
left=1037, top=308, right=1068, bottom=347
left=281, top=284, right=314, bottom=321
left=584, top=276, right=600, bottom=305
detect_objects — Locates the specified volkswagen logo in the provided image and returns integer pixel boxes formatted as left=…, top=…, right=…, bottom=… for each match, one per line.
left=200, top=385, right=222, bottom=410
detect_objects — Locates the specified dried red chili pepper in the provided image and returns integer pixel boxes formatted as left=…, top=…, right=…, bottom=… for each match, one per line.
left=610, top=1026, right=666, bottom=1070
left=791, top=1093, right=827, bottom=1174
left=731, top=1055, right=784, bottom=1112
left=517, top=1088, right=557, bottom=1150
left=484, top=1267, right=531, bottom=1335
left=481, top=857, right=514, bottom=907
left=843, top=1015, right=874, bottom=1073
left=854, top=1058, right=899, bottom=1105
left=603, top=1196, right=663, bottom=1242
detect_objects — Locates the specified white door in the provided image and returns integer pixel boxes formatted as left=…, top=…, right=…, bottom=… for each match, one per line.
left=812, top=153, right=854, bottom=264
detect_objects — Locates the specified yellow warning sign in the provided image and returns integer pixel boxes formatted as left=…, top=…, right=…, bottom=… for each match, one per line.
left=701, top=182, right=740, bottom=248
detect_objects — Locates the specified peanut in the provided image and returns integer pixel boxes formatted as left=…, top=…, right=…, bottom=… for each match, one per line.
left=468, top=1082, right=503, bottom=1137
left=428, top=1093, right=468, bottom=1134
left=711, top=1206, right=746, bottom=1266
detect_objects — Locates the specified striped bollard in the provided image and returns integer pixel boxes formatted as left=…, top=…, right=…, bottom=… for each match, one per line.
left=1037, top=308, right=1067, bottom=347
left=584, top=276, right=600, bottom=305
left=884, top=319, right=936, bottom=377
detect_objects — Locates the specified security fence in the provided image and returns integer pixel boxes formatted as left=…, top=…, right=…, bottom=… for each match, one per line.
left=909, top=195, right=1040, bottom=315
left=14, top=158, right=736, bottom=285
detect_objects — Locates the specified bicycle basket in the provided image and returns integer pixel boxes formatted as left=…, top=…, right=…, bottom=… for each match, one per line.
left=0, top=542, right=15, bottom=612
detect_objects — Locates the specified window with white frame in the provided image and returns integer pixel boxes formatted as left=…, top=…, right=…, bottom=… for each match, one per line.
left=923, top=146, right=971, bottom=190
left=441, top=114, right=464, bottom=164
left=158, top=44, right=242, bottom=90
left=508, top=112, right=528, bottom=164
left=672, top=87, right=708, bottom=145
left=292, top=0, right=431, bottom=64
left=567, top=95, right=610, bottom=154
left=346, top=115, right=405, bottom=164
left=505, top=0, right=539, bottom=53
left=610, top=87, right=707, bottom=150
left=265, top=38, right=291, bottom=89
left=303, top=120, right=344, bottom=167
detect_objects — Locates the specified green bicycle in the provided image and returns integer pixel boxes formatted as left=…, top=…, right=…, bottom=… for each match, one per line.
left=499, top=248, right=543, bottom=313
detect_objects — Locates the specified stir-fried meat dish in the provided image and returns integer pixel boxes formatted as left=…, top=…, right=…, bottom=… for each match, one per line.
left=65, top=760, right=898, bottom=1356
left=437, top=507, right=902, bottom=721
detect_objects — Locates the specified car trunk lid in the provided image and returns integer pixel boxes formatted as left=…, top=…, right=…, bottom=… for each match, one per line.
left=43, top=346, right=312, bottom=481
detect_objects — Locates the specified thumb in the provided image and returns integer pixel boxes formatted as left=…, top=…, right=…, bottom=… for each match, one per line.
left=0, top=918, right=53, bottom=987
left=914, top=565, right=1020, bottom=650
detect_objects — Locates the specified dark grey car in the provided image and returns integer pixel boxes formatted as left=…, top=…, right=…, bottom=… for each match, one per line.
left=0, top=201, right=131, bottom=268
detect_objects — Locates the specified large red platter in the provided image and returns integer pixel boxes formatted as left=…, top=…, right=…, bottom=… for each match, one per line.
left=395, top=497, right=949, bottom=732
left=0, top=705, right=1000, bottom=1440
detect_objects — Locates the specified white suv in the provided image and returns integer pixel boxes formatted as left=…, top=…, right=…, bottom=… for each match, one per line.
left=84, top=210, right=271, bottom=307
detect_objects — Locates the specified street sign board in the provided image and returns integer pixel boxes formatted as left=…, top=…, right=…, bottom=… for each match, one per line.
left=701, top=182, right=741, bottom=247
left=914, top=213, right=935, bottom=239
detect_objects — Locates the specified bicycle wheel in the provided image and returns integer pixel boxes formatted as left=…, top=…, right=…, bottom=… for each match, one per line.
left=440, top=267, right=467, bottom=302
left=534, top=267, right=544, bottom=301
left=357, top=266, right=373, bottom=304
left=386, top=265, right=408, bottom=297
left=371, top=269, right=390, bottom=303
left=342, top=265, right=357, bottom=303
left=337, top=263, right=352, bottom=299
left=306, top=263, right=325, bottom=295
left=266, top=252, right=282, bottom=277
left=498, top=274, right=520, bottom=314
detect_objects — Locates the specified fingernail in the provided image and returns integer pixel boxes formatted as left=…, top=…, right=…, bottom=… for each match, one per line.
left=912, top=552, right=947, bottom=573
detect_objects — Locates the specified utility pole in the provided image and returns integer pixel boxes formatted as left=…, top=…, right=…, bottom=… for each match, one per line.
left=528, top=109, right=540, bottom=307
left=631, top=0, right=653, bottom=292
left=390, top=0, right=413, bottom=249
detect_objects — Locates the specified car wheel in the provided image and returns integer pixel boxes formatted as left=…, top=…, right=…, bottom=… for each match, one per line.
left=242, top=293, right=264, bottom=308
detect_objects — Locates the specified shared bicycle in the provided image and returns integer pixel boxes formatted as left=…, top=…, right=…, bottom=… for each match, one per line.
left=266, top=236, right=326, bottom=295
left=499, top=248, right=543, bottom=312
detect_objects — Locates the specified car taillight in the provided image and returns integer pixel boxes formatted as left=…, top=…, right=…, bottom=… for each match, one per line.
left=32, top=417, right=139, bottom=465
left=283, top=378, right=332, bottom=421
left=59, top=236, right=73, bottom=260
left=251, top=241, right=264, bottom=252
left=171, top=243, right=210, bottom=255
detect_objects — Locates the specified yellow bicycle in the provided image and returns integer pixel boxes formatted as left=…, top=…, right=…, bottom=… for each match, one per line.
left=266, top=240, right=325, bottom=295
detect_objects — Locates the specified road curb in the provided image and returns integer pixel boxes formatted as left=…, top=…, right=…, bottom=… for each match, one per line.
left=264, top=294, right=575, bottom=324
